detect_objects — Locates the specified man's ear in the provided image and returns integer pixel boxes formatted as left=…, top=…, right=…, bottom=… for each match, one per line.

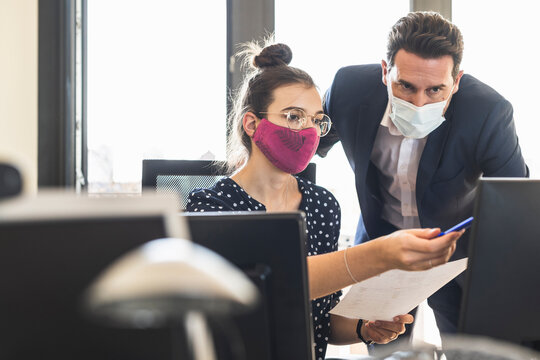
left=452, top=70, right=465, bottom=94
left=381, top=60, right=389, bottom=86
left=243, top=112, right=259, bottom=137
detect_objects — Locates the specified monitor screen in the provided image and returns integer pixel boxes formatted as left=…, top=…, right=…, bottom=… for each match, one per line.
left=184, top=211, right=314, bottom=360
left=459, top=178, right=540, bottom=350
left=0, top=193, right=187, bottom=359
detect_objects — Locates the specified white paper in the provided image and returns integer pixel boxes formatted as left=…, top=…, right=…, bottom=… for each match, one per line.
left=329, top=258, right=468, bottom=321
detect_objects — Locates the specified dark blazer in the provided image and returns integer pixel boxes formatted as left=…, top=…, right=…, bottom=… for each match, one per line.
left=318, top=64, right=529, bottom=331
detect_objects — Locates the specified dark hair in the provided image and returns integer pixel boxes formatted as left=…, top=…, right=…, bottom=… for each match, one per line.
left=387, top=11, right=464, bottom=79
left=226, top=39, right=315, bottom=174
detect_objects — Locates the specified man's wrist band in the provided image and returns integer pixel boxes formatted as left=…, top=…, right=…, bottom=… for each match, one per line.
left=356, top=319, right=373, bottom=345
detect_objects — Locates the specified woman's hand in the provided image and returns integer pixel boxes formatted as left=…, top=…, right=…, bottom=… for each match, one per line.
left=380, top=228, right=463, bottom=271
left=361, top=314, right=414, bottom=344
left=307, top=227, right=463, bottom=300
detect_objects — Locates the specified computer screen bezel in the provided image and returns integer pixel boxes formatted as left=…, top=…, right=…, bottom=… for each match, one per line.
left=458, top=178, right=540, bottom=349
left=184, top=211, right=314, bottom=360
left=0, top=193, right=189, bottom=359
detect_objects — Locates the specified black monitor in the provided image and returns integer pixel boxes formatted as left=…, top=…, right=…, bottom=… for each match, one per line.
left=0, top=194, right=188, bottom=359
left=184, top=211, right=314, bottom=360
left=0, top=194, right=314, bottom=359
left=458, top=178, right=540, bottom=350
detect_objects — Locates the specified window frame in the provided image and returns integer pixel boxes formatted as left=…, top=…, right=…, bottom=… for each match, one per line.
left=38, top=0, right=452, bottom=189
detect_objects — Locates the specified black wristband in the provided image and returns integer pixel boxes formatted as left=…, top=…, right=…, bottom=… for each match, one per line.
left=356, top=319, right=373, bottom=345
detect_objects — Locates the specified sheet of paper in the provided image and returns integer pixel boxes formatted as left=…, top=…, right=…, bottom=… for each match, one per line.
left=329, top=258, right=468, bottom=321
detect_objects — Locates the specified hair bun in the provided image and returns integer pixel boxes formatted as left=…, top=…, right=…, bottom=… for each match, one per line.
left=253, top=43, right=292, bottom=68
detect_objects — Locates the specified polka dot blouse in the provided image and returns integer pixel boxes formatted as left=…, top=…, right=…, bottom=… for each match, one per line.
left=186, top=176, right=342, bottom=359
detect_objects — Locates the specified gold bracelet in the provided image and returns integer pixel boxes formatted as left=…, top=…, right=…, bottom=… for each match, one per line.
left=344, top=247, right=359, bottom=283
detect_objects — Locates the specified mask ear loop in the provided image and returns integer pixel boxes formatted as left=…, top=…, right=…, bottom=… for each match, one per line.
left=443, top=82, right=456, bottom=103
left=386, top=72, right=395, bottom=100
left=243, top=112, right=263, bottom=139
left=387, top=78, right=401, bottom=119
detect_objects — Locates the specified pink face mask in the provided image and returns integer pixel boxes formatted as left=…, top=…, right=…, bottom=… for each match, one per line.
left=253, top=118, right=319, bottom=174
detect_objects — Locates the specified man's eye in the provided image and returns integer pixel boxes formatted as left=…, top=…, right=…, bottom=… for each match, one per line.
left=399, top=83, right=412, bottom=91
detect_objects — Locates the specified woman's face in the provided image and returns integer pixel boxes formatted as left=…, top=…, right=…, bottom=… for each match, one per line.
left=262, top=84, right=323, bottom=131
left=247, top=84, right=323, bottom=174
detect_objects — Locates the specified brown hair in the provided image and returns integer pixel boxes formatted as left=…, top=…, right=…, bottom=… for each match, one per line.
left=226, top=39, right=315, bottom=174
left=386, top=11, right=464, bottom=79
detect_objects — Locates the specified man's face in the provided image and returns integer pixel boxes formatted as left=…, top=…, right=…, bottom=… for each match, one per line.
left=382, top=49, right=463, bottom=113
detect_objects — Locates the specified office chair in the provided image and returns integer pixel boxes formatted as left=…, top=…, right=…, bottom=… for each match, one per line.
left=142, top=159, right=316, bottom=209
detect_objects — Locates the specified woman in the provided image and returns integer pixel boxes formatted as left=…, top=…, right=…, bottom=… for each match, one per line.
left=187, top=41, right=462, bottom=358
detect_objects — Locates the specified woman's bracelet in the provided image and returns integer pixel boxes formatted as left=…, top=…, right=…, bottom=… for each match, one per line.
left=344, top=246, right=359, bottom=283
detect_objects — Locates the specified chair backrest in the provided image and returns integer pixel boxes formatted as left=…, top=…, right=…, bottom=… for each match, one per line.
left=142, top=159, right=317, bottom=209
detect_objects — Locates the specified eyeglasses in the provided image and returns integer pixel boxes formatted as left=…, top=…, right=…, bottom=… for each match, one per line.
left=258, top=109, right=332, bottom=137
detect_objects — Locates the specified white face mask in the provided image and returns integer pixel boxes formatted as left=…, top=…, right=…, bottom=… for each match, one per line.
left=389, top=83, right=454, bottom=139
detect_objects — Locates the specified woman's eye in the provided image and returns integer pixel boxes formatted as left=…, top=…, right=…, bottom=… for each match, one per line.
left=287, top=112, right=302, bottom=122
left=288, top=116, right=299, bottom=123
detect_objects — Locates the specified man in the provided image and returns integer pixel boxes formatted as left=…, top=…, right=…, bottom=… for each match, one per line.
left=318, top=11, right=528, bottom=338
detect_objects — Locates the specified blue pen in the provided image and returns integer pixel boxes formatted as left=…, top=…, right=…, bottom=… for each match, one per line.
left=437, top=216, right=474, bottom=237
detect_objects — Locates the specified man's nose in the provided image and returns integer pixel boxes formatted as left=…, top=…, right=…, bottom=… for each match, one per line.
left=410, top=93, right=430, bottom=107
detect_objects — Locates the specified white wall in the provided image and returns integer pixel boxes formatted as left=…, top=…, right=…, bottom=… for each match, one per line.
left=0, top=0, right=38, bottom=192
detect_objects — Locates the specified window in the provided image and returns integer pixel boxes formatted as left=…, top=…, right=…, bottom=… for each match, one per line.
left=87, top=0, right=227, bottom=193
left=275, top=0, right=410, bottom=246
left=453, top=0, right=540, bottom=175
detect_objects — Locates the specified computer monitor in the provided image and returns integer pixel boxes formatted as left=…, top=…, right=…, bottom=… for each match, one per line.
left=184, top=211, right=314, bottom=360
left=458, top=178, right=540, bottom=350
left=0, top=193, right=189, bottom=359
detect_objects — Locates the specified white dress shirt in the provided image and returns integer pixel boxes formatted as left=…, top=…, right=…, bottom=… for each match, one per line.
left=370, top=102, right=427, bottom=229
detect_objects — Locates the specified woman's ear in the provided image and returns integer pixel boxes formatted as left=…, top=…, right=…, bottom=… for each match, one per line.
left=243, top=112, right=259, bottom=137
